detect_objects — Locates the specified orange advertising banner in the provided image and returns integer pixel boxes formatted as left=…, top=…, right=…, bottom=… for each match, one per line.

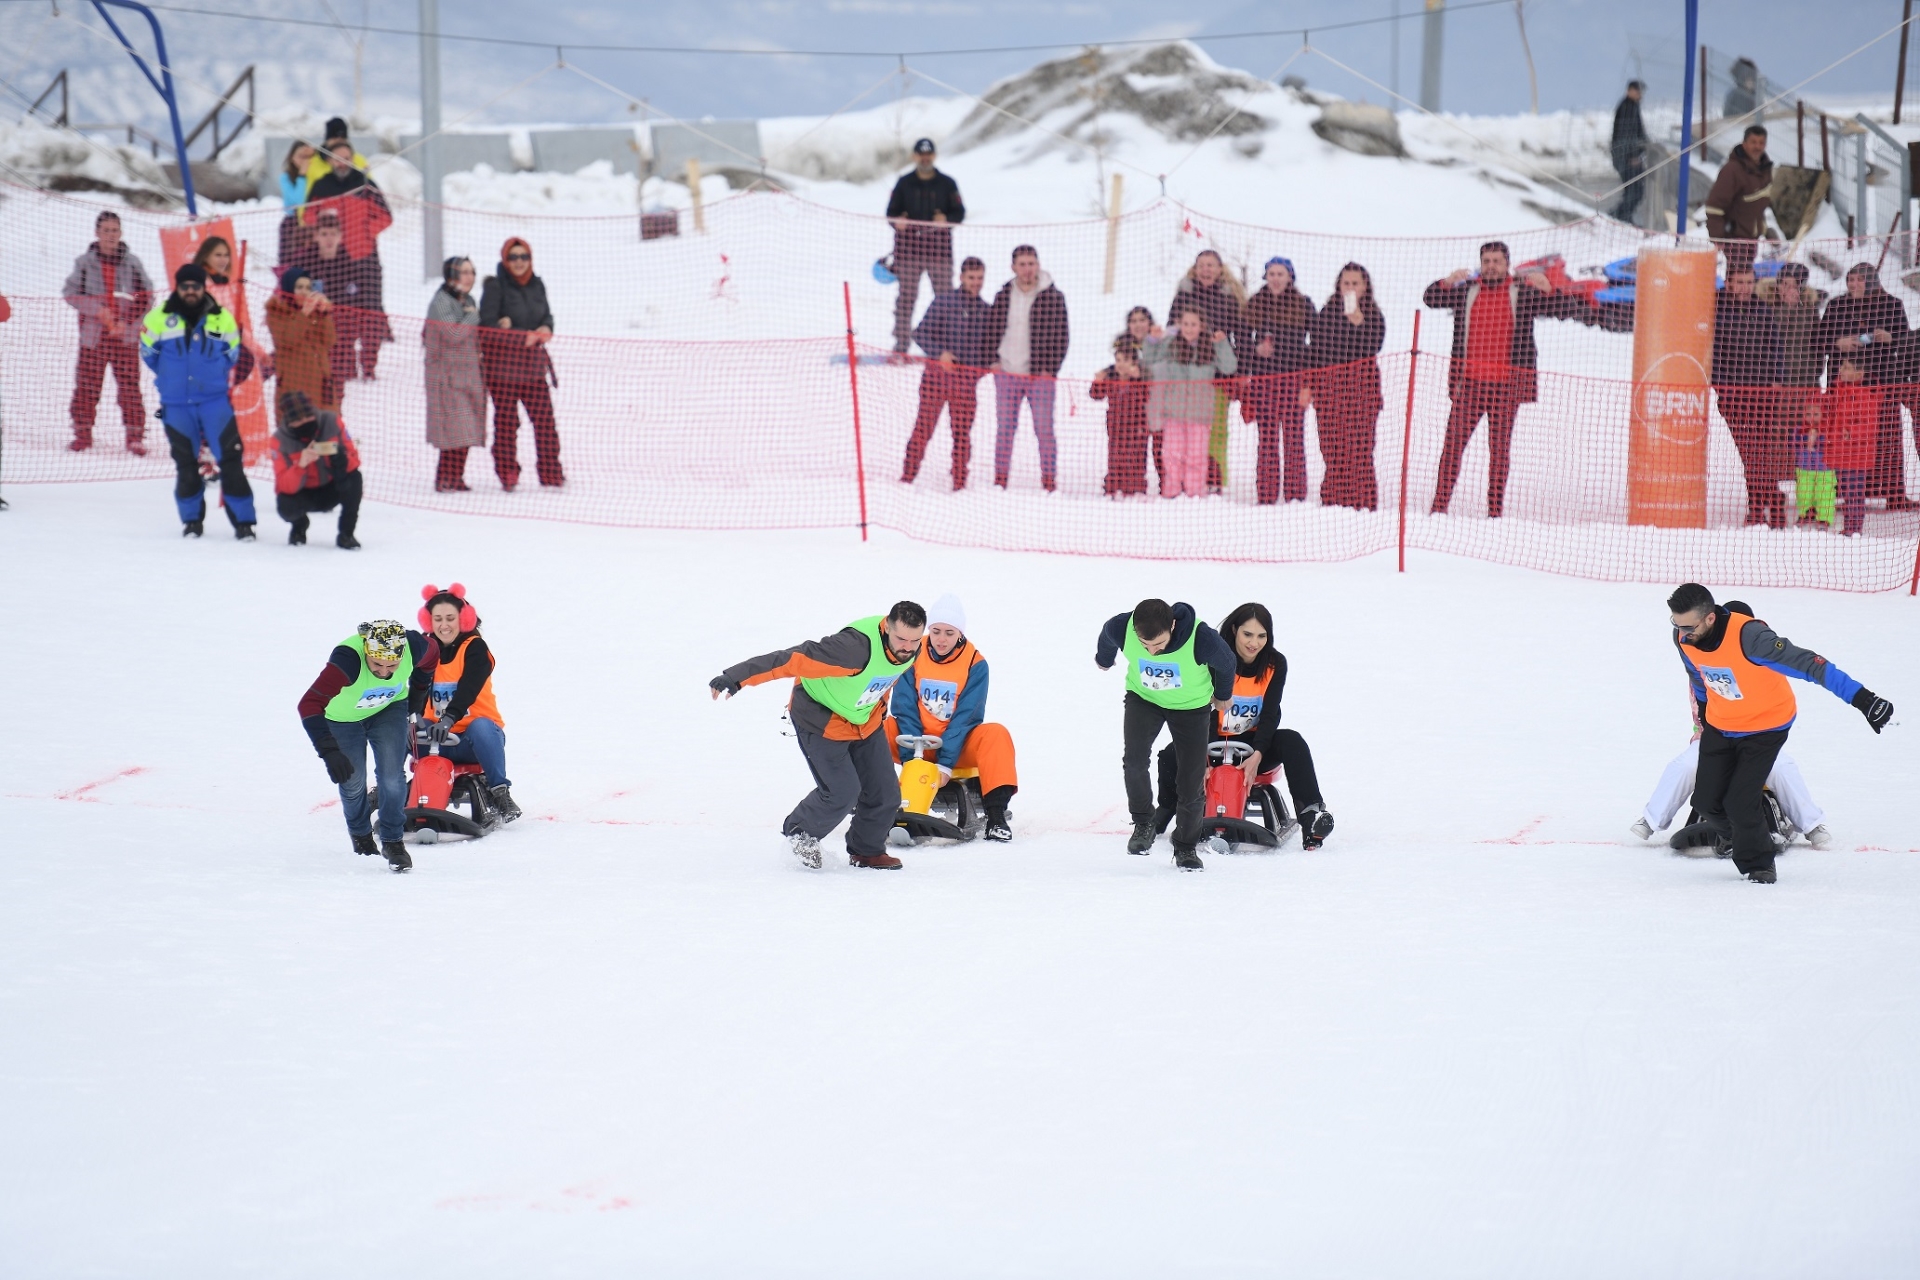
left=158, top=219, right=272, bottom=464
left=1627, top=244, right=1718, bottom=528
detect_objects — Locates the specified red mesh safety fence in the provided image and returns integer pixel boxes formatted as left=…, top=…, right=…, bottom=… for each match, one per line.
left=4, top=182, right=1918, bottom=592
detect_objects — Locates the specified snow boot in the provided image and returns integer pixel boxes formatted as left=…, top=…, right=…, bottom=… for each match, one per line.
left=983, top=812, right=1012, bottom=842
left=788, top=830, right=822, bottom=869
left=1669, top=821, right=1730, bottom=857
left=1807, top=824, right=1834, bottom=850
left=381, top=839, right=412, bottom=871
left=336, top=531, right=361, bottom=550
left=1629, top=817, right=1655, bottom=842
left=1172, top=845, right=1204, bottom=871
left=182, top=519, right=204, bottom=538
left=488, top=784, right=522, bottom=823
left=233, top=522, right=256, bottom=542
left=1127, top=817, right=1157, bottom=854
left=350, top=833, right=379, bottom=857
left=850, top=850, right=904, bottom=870
left=1300, top=804, right=1335, bottom=850
left=288, top=515, right=309, bottom=546
left=1747, top=864, right=1778, bottom=884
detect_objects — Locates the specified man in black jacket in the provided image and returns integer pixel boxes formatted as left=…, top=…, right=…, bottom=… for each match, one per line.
left=1816, top=263, right=1916, bottom=508
left=1610, top=81, right=1648, bottom=224
left=1711, top=264, right=1787, bottom=527
left=479, top=236, right=562, bottom=489
left=887, top=138, right=965, bottom=354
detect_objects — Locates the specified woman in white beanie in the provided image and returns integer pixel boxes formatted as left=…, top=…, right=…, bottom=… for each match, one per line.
left=887, top=593, right=1020, bottom=841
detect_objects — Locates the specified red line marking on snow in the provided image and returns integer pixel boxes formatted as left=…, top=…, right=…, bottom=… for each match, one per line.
left=51, top=766, right=149, bottom=802
left=308, top=798, right=340, bottom=813
left=1478, top=815, right=1548, bottom=845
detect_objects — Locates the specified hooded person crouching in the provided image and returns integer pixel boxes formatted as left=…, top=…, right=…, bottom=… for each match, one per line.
left=271, top=388, right=364, bottom=548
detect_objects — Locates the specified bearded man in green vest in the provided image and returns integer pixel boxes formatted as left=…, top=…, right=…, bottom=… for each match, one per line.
left=1095, top=598, right=1235, bottom=871
left=298, top=618, right=438, bottom=871
left=712, top=601, right=927, bottom=870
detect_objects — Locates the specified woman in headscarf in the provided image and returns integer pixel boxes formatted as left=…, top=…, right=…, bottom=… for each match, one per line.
left=265, top=264, right=339, bottom=415
left=425, top=256, right=486, bottom=492
left=478, top=236, right=562, bottom=489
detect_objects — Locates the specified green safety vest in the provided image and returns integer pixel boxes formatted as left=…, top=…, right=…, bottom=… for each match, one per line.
left=324, top=634, right=413, bottom=722
left=799, top=616, right=914, bottom=725
left=1123, top=616, right=1214, bottom=710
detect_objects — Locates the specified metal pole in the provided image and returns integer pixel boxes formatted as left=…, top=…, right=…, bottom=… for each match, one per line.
left=1676, top=0, right=1699, bottom=238
left=1419, top=0, right=1445, bottom=113
left=1390, top=0, right=1401, bottom=101
left=90, top=0, right=196, bottom=214
left=419, top=0, right=443, bottom=279
left=1397, top=312, right=1422, bottom=574
left=1897, top=0, right=1914, bottom=125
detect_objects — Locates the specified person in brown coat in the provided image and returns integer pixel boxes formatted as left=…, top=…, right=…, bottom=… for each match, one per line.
left=265, top=265, right=339, bottom=414
left=1241, top=257, right=1316, bottom=504
left=1704, top=125, right=1774, bottom=275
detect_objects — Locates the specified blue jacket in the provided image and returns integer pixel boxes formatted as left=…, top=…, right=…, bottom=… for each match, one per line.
left=891, top=648, right=990, bottom=769
left=912, top=289, right=993, bottom=369
left=140, top=297, right=239, bottom=406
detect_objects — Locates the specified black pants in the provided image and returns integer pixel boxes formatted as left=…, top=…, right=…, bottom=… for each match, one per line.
left=1693, top=723, right=1788, bottom=875
left=1157, top=727, right=1323, bottom=816
left=277, top=470, right=363, bottom=537
left=1612, top=154, right=1645, bottom=223
left=785, top=725, right=900, bottom=858
left=1123, top=691, right=1210, bottom=849
left=165, top=421, right=253, bottom=527
left=891, top=238, right=953, bottom=348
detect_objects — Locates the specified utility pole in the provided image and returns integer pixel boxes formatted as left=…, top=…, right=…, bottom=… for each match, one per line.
left=1420, top=0, right=1445, bottom=113
left=419, top=0, right=443, bottom=279
left=1896, top=0, right=1913, bottom=125
left=1676, top=0, right=1698, bottom=237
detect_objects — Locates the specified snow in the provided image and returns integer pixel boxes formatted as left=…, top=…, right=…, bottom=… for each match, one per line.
left=2, top=482, right=1918, bottom=1275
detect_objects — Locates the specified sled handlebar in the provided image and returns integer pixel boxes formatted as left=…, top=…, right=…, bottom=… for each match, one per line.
left=895, top=733, right=943, bottom=759
left=1208, top=740, right=1253, bottom=765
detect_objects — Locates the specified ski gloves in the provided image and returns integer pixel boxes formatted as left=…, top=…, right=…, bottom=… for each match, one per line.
left=710, top=675, right=740, bottom=698
left=413, top=715, right=452, bottom=748
left=319, top=745, right=356, bottom=784
left=1851, top=687, right=1894, bottom=734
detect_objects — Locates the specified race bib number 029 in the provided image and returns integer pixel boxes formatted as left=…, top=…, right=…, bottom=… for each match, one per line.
left=1220, top=695, right=1262, bottom=734
left=1137, top=659, right=1182, bottom=692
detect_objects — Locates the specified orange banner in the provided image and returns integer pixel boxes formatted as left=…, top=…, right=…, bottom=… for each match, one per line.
left=158, top=219, right=272, bottom=464
left=1627, top=244, right=1718, bottom=528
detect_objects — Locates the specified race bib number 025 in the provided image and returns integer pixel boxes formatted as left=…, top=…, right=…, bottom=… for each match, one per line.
left=1137, top=659, right=1182, bottom=692
left=1699, top=666, right=1744, bottom=701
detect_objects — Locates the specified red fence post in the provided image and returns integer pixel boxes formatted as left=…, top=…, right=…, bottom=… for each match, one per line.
left=843, top=281, right=870, bottom=542
left=1397, top=311, right=1422, bottom=574
left=1908, top=531, right=1920, bottom=596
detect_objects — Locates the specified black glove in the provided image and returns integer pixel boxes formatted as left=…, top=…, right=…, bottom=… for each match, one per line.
left=710, top=675, right=739, bottom=697
left=319, top=745, right=355, bottom=784
left=1852, top=687, right=1894, bottom=734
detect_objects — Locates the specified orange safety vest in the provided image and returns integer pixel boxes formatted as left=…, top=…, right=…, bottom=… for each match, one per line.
left=423, top=634, right=504, bottom=733
left=1216, top=665, right=1275, bottom=738
left=910, top=639, right=981, bottom=738
left=1684, top=610, right=1796, bottom=734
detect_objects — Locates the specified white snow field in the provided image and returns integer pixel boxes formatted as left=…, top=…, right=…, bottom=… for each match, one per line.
left=2, top=481, right=1918, bottom=1277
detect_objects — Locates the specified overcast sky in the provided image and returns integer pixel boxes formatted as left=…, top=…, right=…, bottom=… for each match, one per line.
left=0, top=0, right=1908, bottom=132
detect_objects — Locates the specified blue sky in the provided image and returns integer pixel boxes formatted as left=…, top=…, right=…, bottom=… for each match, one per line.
left=0, top=1, right=1908, bottom=132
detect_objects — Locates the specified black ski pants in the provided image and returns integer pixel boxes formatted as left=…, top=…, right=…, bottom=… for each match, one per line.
left=277, top=470, right=363, bottom=537
left=1123, top=691, right=1210, bottom=850
left=785, top=724, right=900, bottom=858
left=1693, top=723, right=1789, bottom=875
left=1157, top=727, right=1323, bottom=816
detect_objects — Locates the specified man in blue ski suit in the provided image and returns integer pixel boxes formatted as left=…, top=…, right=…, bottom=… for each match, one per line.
left=140, top=262, right=256, bottom=539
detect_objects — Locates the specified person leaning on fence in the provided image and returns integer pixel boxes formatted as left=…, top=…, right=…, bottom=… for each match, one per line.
left=887, top=138, right=965, bottom=355
left=1792, top=396, right=1836, bottom=528
left=985, top=244, right=1069, bottom=491
left=1169, top=250, right=1248, bottom=492
left=425, top=256, right=486, bottom=493
left=1760, top=261, right=1824, bottom=423
left=141, top=263, right=256, bottom=540
left=271, top=388, right=363, bottom=549
left=1609, top=80, right=1649, bottom=224
left=1703, top=125, right=1774, bottom=277
left=1712, top=263, right=1787, bottom=529
left=1140, top=308, right=1236, bottom=498
left=1092, top=334, right=1152, bottom=497
left=64, top=210, right=153, bottom=455
left=902, top=254, right=991, bottom=490
left=479, top=236, right=563, bottom=491
left=1242, top=256, right=1316, bottom=504
left=1305, top=262, right=1387, bottom=510
left=1815, top=262, right=1917, bottom=511
left=1425, top=242, right=1577, bottom=519
left=266, top=266, right=338, bottom=416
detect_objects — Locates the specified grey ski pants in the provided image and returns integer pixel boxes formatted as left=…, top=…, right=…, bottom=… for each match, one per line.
left=784, top=725, right=901, bottom=857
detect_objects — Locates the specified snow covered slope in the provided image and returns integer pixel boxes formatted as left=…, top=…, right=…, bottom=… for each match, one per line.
left=1, top=484, right=1916, bottom=1276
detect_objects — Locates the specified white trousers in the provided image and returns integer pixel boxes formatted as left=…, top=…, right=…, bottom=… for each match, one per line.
left=1642, top=740, right=1824, bottom=832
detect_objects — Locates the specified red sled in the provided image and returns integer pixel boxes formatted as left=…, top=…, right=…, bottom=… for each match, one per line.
left=403, top=731, right=495, bottom=841
left=1199, top=740, right=1294, bottom=852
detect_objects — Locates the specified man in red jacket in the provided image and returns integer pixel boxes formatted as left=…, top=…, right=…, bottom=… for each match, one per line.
left=270, top=389, right=363, bottom=549
left=1424, top=242, right=1577, bottom=518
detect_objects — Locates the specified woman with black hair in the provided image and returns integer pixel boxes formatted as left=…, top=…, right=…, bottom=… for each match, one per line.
left=1156, top=602, right=1335, bottom=849
left=1304, top=262, right=1386, bottom=510
left=416, top=584, right=520, bottom=822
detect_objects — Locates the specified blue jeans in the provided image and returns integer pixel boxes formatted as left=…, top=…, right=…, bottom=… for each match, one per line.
left=328, top=702, right=410, bottom=841
left=993, top=373, right=1057, bottom=489
left=439, top=716, right=509, bottom=788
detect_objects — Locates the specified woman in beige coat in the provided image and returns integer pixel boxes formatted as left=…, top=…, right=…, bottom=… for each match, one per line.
left=424, top=256, right=486, bottom=491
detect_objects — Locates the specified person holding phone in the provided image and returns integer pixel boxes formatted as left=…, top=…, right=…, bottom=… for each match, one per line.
left=270, top=388, right=364, bottom=548
left=266, top=266, right=339, bottom=414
